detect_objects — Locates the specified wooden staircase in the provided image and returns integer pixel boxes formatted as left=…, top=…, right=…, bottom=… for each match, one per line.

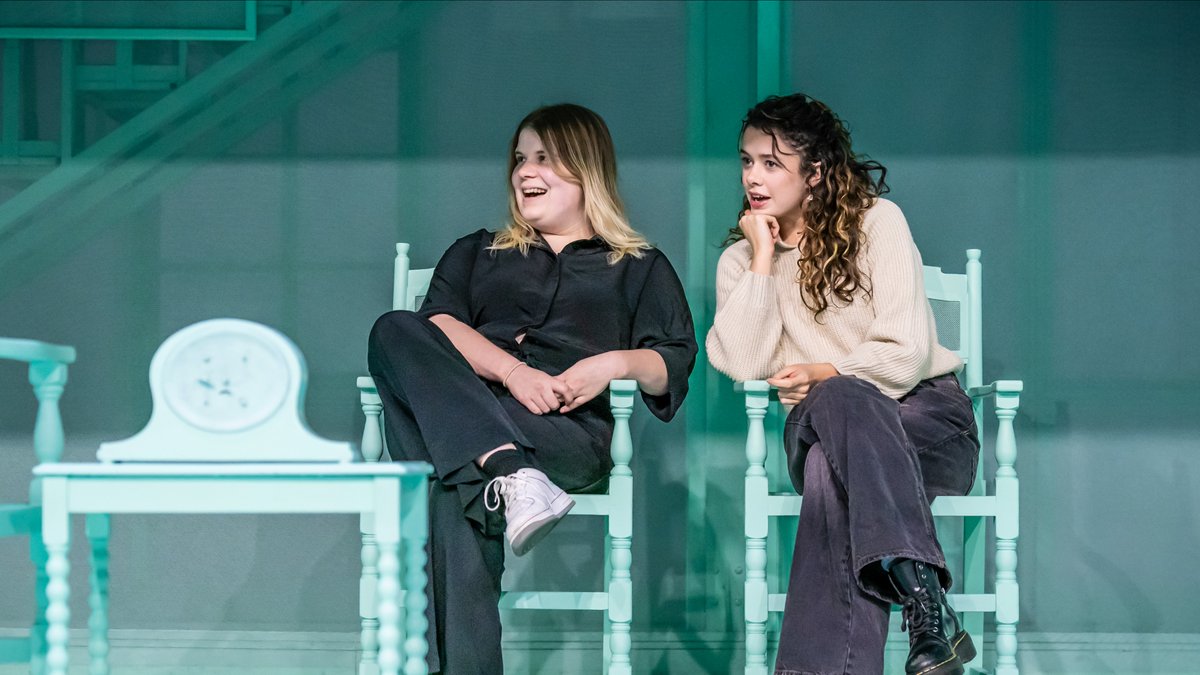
left=0, top=0, right=406, bottom=296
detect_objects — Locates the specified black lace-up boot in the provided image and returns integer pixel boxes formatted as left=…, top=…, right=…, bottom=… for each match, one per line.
left=889, top=559, right=975, bottom=675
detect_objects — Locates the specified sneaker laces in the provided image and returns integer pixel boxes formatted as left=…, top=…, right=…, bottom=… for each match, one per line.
left=484, top=476, right=507, bottom=512
left=485, top=474, right=526, bottom=512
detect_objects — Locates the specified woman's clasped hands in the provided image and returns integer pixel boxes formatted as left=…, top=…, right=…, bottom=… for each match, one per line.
left=504, top=352, right=623, bottom=415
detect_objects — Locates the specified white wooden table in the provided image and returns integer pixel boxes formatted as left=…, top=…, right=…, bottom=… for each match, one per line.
left=34, top=462, right=432, bottom=675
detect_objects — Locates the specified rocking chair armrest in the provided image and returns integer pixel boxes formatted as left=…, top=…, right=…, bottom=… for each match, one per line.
left=733, top=380, right=771, bottom=394
left=0, top=338, right=76, bottom=365
left=356, top=375, right=378, bottom=397
left=607, top=379, right=638, bottom=396
left=735, top=379, right=780, bottom=401
left=967, top=379, right=1024, bottom=400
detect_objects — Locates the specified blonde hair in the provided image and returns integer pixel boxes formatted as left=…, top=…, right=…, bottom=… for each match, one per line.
left=491, top=104, right=650, bottom=263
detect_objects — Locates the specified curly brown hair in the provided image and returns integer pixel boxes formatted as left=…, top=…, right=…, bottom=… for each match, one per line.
left=725, top=93, right=889, bottom=317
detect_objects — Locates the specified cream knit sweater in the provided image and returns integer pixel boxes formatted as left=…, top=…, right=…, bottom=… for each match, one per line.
left=706, top=198, right=961, bottom=400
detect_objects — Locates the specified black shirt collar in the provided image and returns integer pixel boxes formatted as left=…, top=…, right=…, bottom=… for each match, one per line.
left=532, top=232, right=611, bottom=255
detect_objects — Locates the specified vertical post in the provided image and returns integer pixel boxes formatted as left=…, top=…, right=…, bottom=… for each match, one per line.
left=86, top=514, right=111, bottom=675
left=607, top=380, right=636, bottom=675
left=1018, top=1, right=1054, bottom=403
left=61, top=40, right=75, bottom=160
left=755, top=1, right=785, bottom=99
left=115, top=41, right=134, bottom=90
left=686, top=0, right=758, bottom=632
left=175, top=42, right=188, bottom=86
left=29, top=360, right=68, bottom=505
left=2, top=39, right=19, bottom=157
left=683, top=0, right=712, bottom=625
left=994, top=382, right=1022, bottom=675
left=962, top=249, right=986, bottom=666
left=758, top=0, right=796, bottom=619
left=245, top=0, right=260, bottom=37
left=29, top=356, right=69, bottom=675
left=361, top=388, right=385, bottom=463
left=743, top=382, right=770, bottom=675
left=393, top=243, right=410, bottom=311
left=965, top=249, right=983, bottom=391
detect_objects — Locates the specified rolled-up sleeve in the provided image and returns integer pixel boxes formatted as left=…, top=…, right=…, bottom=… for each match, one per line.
left=630, top=252, right=698, bottom=422
left=417, top=231, right=481, bottom=324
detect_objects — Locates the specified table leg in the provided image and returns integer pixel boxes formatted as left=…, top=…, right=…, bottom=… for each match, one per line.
left=86, top=514, right=111, bottom=675
left=374, top=478, right=402, bottom=675
left=360, top=511, right=380, bottom=675
left=400, top=477, right=428, bottom=675
left=378, top=540, right=400, bottom=675
left=30, top=529, right=48, bottom=675
left=41, top=477, right=70, bottom=675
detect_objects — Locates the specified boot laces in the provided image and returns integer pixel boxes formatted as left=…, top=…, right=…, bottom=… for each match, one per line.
left=900, top=588, right=943, bottom=638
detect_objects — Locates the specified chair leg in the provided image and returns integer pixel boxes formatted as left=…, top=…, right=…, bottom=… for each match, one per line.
left=743, top=385, right=771, bottom=675
left=603, top=593, right=612, bottom=675
left=85, top=514, right=110, bottom=675
left=744, top=535, right=769, bottom=675
left=744, top=474, right=770, bottom=675
left=995, top=535, right=1019, bottom=675
left=608, top=522, right=633, bottom=674
left=994, top=386, right=1021, bottom=675
left=962, top=515, right=986, bottom=671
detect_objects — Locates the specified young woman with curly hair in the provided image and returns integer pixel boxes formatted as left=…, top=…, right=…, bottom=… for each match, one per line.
left=707, top=93, right=979, bottom=675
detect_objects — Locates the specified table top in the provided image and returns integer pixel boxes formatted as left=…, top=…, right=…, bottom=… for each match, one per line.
left=0, top=337, right=76, bottom=364
left=34, top=461, right=433, bottom=478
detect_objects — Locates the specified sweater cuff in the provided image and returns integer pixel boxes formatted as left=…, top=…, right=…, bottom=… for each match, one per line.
left=831, top=357, right=908, bottom=400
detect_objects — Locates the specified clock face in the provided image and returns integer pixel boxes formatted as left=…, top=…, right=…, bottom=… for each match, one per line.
left=160, top=329, right=291, bottom=433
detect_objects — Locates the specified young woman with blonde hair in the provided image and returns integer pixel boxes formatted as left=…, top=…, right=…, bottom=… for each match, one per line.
left=368, top=103, right=696, bottom=675
left=708, top=93, right=979, bottom=675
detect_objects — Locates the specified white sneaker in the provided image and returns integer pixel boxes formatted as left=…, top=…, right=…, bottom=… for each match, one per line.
left=485, top=468, right=575, bottom=556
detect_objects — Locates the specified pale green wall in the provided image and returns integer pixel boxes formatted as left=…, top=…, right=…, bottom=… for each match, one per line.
left=1, top=0, right=1198, bottom=651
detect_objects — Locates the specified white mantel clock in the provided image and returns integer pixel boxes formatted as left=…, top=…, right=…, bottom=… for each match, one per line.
left=98, top=318, right=352, bottom=462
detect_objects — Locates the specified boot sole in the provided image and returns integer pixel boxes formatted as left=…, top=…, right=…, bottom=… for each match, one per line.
left=913, top=656, right=964, bottom=675
left=952, top=630, right=977, bottom=663
left=509, top=492, right=575, bottom=556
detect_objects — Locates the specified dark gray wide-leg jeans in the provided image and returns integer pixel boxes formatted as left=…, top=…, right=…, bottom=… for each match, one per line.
left=774, top=374, right=979, bottom=675
left=367, top=310, right=611, bottom=675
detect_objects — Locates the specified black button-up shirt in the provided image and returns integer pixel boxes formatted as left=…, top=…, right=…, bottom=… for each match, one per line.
left=418, top=229, right=697, bottom=422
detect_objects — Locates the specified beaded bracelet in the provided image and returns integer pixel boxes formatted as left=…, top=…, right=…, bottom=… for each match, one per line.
left=502, top=361, right=527, bottom=388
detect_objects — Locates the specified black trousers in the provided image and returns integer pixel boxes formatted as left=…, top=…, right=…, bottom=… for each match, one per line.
left=775, top=374, right=979, bottom=675
left=367, top=310, right=612, bottom=675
